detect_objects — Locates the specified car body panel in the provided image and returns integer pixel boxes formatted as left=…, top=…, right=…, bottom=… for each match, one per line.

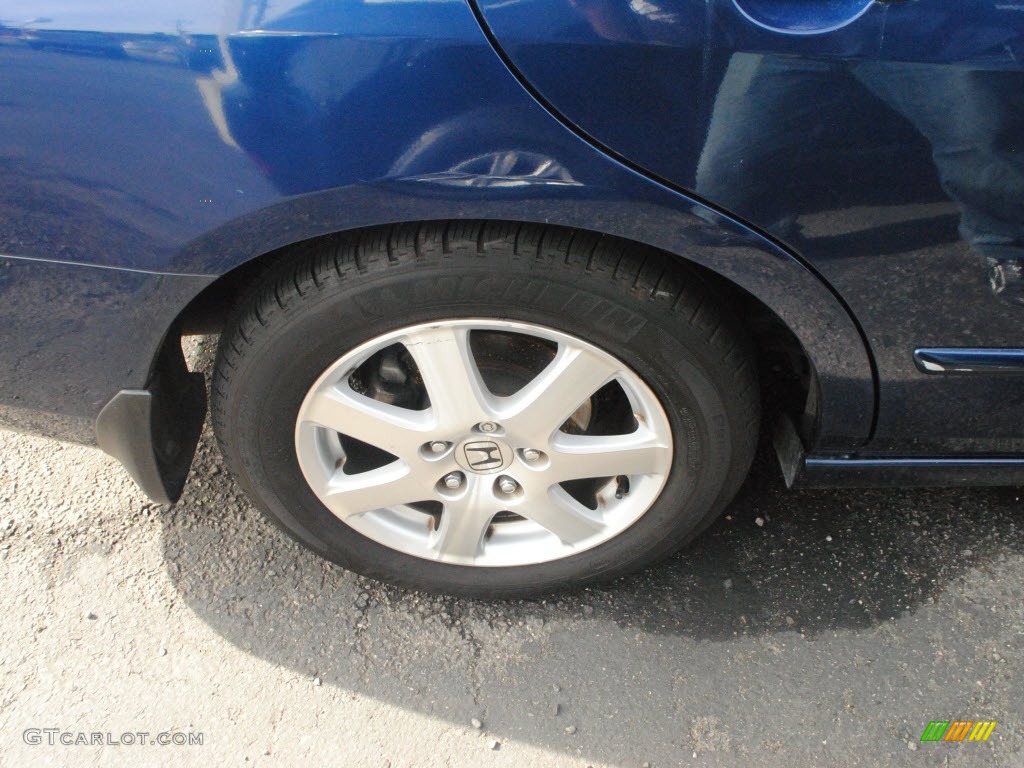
left=0, top=0, right=875, bottom=452
left=474, top=0, right=1024, bottom=454
left=0, top=256, right=213, bottom=443
left=0, top=0, right=1021, bottom=500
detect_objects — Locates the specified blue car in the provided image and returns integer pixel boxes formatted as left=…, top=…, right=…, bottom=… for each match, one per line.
left=1, top=0, right=1022, bottom=595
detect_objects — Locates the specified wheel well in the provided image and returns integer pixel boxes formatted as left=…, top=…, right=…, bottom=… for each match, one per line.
left=174, top=220, right=816, bottom=437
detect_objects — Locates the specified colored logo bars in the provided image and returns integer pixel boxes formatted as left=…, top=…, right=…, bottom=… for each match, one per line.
left=920, top=721, right=997, bottom=742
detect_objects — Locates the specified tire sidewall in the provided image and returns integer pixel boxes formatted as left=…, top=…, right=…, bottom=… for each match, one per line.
left=220, top=257, right=739, bottom=594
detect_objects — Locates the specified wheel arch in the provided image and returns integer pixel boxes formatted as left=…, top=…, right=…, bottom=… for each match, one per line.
left=171, top=208, right=874, bottom=453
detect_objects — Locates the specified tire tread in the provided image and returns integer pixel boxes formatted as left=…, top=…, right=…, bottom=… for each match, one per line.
left=212, top=221, right=760, bottom=595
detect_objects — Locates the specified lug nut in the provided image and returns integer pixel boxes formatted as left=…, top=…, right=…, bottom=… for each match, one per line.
left=429, top=441, right=448, bottom=454
left=443, top=472, right=463, bottom=490
left=498, top=477, right=518, bottom=494
left=522, top=449, right=541, bottom=462
left=479, top=422, right=498, bottom=433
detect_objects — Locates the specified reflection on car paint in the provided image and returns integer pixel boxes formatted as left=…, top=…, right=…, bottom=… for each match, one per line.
left=0, top=0, right=1021, bottom=458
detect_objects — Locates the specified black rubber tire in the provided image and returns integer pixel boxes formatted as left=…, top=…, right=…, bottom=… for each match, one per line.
left=212, top=222, right=759, bottom=597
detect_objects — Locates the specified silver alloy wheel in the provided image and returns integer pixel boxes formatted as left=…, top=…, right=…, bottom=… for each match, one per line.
left=294, top=319, right=673, bottom=567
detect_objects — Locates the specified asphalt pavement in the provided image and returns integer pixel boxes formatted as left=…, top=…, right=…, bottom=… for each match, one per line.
left=0, top=338, right=1021, bottom=767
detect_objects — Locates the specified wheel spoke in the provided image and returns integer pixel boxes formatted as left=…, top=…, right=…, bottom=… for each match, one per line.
left=549, top=430, right=672, bottom=482
left=401, top=325, right=492, bottom=430
left=519, top=485, right=605, bottom=544
left=320, top=462, right=425, bottom=519
left=500, top=344, right=618, bottom=442
left=300, top=385, right=431, bottom=458
left=431, top=496, right=495, bottom=562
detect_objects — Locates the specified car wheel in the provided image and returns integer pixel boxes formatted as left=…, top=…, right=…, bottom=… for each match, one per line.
left=212, top=222, right=759, bottom=596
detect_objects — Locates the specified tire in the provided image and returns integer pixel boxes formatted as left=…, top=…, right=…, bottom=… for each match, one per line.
left=212, top=222, right=759, bottom=597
